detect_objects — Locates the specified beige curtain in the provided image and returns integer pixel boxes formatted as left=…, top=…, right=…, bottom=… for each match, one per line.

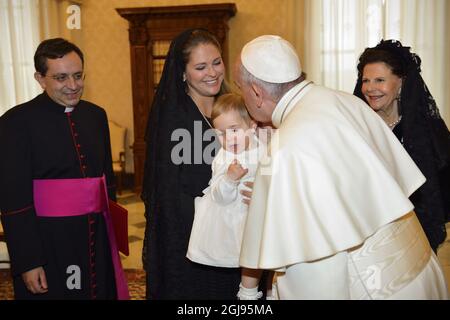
left=304, top=0, right=449, bottom=126
left=387, top=0, right=447, bottom=125
left=0, top=0, right=41, bottom=114
left=0, top=0, right=83, bottom=115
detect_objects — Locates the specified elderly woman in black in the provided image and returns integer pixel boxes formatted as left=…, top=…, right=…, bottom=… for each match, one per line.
left=354, top=39, right=450, bottom=253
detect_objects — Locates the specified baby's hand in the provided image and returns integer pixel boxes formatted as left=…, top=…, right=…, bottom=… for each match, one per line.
left=226, top=159, right=248, bottom=182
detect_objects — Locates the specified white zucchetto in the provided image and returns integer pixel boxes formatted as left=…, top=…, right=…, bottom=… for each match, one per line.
left=241, top=35, right=302, bottom=83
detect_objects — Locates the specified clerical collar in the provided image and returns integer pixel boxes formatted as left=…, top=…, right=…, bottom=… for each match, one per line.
left=272, top=80, right=313, bottom=128
left=39, top=92, right=78, bottom=114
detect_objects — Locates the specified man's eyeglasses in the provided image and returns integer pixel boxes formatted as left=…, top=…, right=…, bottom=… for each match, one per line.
left=45, top=72, right=85, bottom=84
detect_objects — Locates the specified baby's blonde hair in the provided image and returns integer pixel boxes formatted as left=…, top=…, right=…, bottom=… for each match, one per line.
left=211, top=93, right=253, bottom=127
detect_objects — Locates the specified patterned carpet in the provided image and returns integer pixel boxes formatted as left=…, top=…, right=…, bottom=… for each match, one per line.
left=0, top=269, right=145, bottom=300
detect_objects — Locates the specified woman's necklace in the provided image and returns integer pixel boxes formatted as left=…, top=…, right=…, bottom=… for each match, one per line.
left=387, top=115, right=402, bottom=129
left=198, top=107, right=213, bottom=129
left=190, top=93, right=213, bottom=128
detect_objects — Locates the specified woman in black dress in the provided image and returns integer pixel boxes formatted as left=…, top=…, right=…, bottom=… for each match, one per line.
left=141, top=29, right=241, bottom=299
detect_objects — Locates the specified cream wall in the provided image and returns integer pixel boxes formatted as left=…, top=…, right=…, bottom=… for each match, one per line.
left=80, top=0, right=305, bottom=173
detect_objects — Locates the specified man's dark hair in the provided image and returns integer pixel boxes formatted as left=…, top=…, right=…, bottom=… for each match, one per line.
left=34, top=38, right=84, bottom=75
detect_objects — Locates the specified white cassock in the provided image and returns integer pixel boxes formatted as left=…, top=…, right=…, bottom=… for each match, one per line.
left=239, top=80, right=449, bottom=299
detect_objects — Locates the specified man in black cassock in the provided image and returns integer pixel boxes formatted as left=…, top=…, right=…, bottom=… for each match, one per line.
left=0, top=38, right=123, bottom=299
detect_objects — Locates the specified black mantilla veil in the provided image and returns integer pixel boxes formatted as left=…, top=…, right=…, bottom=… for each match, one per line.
left=140, top=28, right=240, bottom=299
left=141, top=29, right=193, bottom=206
left=354, top=39, right=450, bottom=249
left=142, top=28, right=225, bottom=205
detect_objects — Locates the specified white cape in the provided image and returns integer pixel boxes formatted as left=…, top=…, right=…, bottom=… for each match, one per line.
left=240, top=82, right=426, bottom=270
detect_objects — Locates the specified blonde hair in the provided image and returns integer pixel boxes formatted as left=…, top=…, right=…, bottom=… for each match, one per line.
left=211, top=93, right=253, bottom=126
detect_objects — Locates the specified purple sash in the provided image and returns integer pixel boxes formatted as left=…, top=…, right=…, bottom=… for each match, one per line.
left=33, top=176, right=130, bottom=300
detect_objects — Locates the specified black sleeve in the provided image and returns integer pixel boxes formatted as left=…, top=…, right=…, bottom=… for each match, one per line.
left=101, top=109, right=117, bottom=201
left=0, top=111, right=46, bottom=276
left=440, top=164, right=450, bottom=222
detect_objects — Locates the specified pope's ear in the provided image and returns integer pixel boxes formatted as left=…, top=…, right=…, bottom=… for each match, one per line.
left=34, top=72, right=46, bottom=89
left=250, top=82, right=264, bottom=108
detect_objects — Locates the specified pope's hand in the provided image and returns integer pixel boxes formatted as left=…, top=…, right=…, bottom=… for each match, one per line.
left=241, top=181, right=253, bottom=205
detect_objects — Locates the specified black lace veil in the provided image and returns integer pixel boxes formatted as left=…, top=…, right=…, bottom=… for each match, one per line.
left=141, top=29, right=194, bottom=206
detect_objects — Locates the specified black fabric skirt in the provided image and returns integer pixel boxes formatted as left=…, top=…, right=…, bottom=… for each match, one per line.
left=144, top=192, right=241, bottom=300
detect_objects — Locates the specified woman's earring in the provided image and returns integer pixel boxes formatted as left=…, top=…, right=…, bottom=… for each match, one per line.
left=182, top=73, right=186, bottom=82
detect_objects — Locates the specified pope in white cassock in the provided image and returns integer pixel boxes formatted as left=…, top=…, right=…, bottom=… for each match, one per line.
left=235, top=35, right=448, bottom=299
